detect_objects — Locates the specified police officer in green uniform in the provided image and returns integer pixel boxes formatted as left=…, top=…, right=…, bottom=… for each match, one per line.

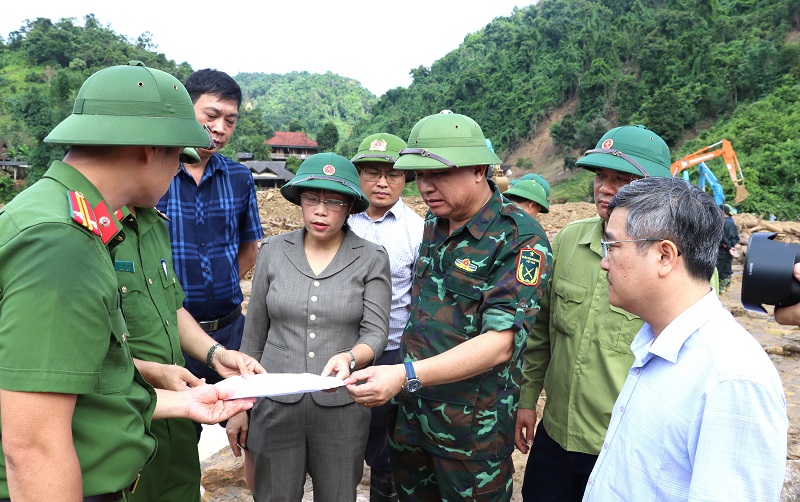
left=0, top=61, right=253, bottom=501
left=114, top=149, right=265, bottom=501
left=346, top=111, right=553, bottom=500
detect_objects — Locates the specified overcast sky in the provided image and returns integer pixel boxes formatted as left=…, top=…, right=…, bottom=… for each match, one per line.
left=0, top=0, right=530, bottom=96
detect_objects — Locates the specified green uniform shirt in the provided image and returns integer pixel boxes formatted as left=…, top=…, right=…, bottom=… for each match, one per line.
left=0, top=161, right=156, bottom=497
left=114, top=207, right=200, bottom=501
left=115, top=206, right=185, bottom=366
left=395, top=184, right=552, bottom=461
left=521, top=216, right=720, bottom=456
left=520, top=217, right=641, bottom=455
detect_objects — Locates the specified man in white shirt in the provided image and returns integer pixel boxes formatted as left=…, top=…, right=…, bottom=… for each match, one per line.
left=583, top=176, right=787, bottom=501
left=349, top=133, right=424, bottom=502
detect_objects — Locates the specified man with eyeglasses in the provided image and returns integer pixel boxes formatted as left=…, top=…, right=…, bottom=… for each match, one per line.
left=348, top=133, right=424, bottom=502
left=516, top=125, right=676, bottom=501
left=583, top=177, right=786, bottom=500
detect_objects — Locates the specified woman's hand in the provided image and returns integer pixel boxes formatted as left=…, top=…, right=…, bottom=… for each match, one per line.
left=321, top=352, right=352, bottom=380
left=226, top=411, right=250, bottom=457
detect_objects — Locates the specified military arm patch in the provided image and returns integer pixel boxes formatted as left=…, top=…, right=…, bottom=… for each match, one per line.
left=516, top=247, right=545, bottom=286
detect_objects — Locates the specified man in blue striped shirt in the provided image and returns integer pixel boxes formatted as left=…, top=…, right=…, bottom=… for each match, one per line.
left=157, top=70, right=263, bottom=441
left=584, top=177, right=787, bottom=501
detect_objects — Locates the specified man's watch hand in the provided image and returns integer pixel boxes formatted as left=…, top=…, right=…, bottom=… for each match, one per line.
left=403, top=361, right=422, bottom=393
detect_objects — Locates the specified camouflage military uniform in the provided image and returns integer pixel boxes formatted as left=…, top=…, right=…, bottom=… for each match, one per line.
left=391, top=184, right=552, bottom=500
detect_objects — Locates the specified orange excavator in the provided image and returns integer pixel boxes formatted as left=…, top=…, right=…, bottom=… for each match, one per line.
left=670, top=139, right=748, bottom=204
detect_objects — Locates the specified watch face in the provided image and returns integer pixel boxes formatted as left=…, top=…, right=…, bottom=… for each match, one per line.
left=404, top=378, right=421, bottom=393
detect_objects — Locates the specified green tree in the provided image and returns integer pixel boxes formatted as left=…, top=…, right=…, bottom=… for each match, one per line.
left=288, top=119, right=303, bottom=132
left=316, top=121, right=339, bottom=152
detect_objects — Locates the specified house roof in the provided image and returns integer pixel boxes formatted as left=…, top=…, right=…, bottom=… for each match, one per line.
left=244, top=161, right=294, bottom=180
left=265, top=131, right=318, bottom=148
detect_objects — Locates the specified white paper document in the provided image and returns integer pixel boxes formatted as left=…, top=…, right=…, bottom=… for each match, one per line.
left=215, top=373, right=346, bottom=399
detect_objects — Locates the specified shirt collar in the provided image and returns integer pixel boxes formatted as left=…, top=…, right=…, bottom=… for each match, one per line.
left=636, top=290, right=720, bottom=364
left=577, top=216, right=605, bottom=257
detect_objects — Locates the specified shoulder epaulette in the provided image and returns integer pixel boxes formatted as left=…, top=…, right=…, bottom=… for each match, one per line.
left=68, top=191, right=122, bottom=245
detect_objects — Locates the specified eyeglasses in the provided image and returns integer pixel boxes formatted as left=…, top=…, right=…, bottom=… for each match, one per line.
left=360, top=168, right=405, bottom=185
left=299, top=193, right=350, bottom=211
left=600, top=238, right=666, bottom=258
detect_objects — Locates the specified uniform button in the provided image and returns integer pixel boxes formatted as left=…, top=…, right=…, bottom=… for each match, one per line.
left=584, top=334, right=590, bottom=339
left=122, top=333, right=127, bottom=343
left=311, top=296, right=318, bottom=302
left=121, top=286, right=128, bottom=294
left=165, top=320, right=170, bottom=326
left=313, top=281, right=320, bottom=287
left=148, top=278, right=153, bottom=285
left=310, top=314, right=316, bottom=321
left=619, top=405, right=625, bottom=413
left=309, top=333, right=316, bottom=339
left=634, top=368, right=640, bottom=375
left=518, top=299, right=527, bottom=308
left=308, top=352, right=315, bottom=358
left=603, top=442, right=609, bottom=449
left=571, top=405, right=576, bottom=410
left=575, top=369, right=581, bottom=375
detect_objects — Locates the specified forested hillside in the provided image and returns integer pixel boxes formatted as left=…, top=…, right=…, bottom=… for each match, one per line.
left=343, top=0, right=800, bottom=217
left=235, top=71, right=376, bottom=141
left=1, top=1, right=799, bottom=216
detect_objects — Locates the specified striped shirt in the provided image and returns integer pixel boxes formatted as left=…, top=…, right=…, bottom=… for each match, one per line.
left=348, top=198, right=423, bottom=351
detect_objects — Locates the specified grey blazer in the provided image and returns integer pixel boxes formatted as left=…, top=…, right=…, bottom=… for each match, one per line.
left=241, top=227, right=391, bottom=405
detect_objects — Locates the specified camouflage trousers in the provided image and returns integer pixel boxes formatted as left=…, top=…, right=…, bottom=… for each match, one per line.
left=387, top=437, right=513, bottom=501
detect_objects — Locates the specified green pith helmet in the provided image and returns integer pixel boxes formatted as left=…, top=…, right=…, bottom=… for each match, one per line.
left=180, top=148, right=201, bottom=164
left=280, top=152, right=369, bottom=213
left=576, top=125, right=671, bottom=178
left=45, top=61, right=211, bottom=148
left=504, top=180, right=550, bottom=213
left=394, top=110, right=502, bottom=170
left=351, top=133, right=407, bottom=165
left=511, top=173, right=551, bottom=197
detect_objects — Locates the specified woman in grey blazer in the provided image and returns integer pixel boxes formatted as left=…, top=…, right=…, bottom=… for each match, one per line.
left=227, top=153, right=391, bottom=502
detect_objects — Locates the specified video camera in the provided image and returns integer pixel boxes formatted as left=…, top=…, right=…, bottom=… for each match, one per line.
left=741, top=232, right=800, bottom=313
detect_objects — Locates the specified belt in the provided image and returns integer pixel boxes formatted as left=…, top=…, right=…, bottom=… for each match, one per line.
left=1, top=492, right=122, bottom=502
left=198, top=305, right=242, bottom=332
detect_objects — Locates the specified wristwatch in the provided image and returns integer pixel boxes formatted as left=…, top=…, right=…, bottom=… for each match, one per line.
left=403, top=361, right=421, bottom=393
left=348, top=351, right=356, bottom=370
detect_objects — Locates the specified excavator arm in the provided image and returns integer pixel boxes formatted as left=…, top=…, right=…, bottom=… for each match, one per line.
left=670, top=139, right=748, bottom=204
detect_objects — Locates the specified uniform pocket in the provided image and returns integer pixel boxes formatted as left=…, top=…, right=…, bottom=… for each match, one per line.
left=552, top=276, right=588, bottom=337
left=98, top=307, right=133, bottom=394
left=598, top=305, right=641, bottom=353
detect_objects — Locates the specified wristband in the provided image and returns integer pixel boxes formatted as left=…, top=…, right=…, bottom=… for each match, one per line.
left=206, top=343, right=224, bottom=369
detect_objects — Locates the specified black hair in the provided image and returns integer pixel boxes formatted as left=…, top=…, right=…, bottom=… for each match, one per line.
left=184, top=69, right=242, bottom=108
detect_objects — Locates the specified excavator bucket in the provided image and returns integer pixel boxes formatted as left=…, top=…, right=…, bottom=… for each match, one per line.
left=734, top=184, right=749, bottom=205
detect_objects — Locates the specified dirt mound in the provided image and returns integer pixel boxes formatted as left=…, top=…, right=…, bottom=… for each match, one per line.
left=257, top=189, right=597, bottom=239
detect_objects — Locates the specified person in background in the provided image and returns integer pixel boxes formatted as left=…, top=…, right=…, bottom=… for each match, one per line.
left=504, top=179, right=550, bottom=218
left=583, top=177, right=787, bottom=501
left=775, top=263, right=800, bottom=326
left=229, top=152, right=391, bottom=502
left=115, top=148, right=265, bottom=501
left=349, top=132, right=424, bottom=502
left=716, top=203, right=739, bottom=293
left=511, top=172, right=551, bottom=200
left=516, top=125, right=675, bottom=502
left=346, top=111, right=552, bottom=500
left=157, top=68, right=264, bottom=440
left=0, top=61, right=253, bottom=501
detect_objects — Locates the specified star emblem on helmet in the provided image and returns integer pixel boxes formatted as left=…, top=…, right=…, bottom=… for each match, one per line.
left=602, top=139, right=614, bottom=149
left=323, top=164, right=336, bottom=175
left=369, top=139, right=388, bottom=152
